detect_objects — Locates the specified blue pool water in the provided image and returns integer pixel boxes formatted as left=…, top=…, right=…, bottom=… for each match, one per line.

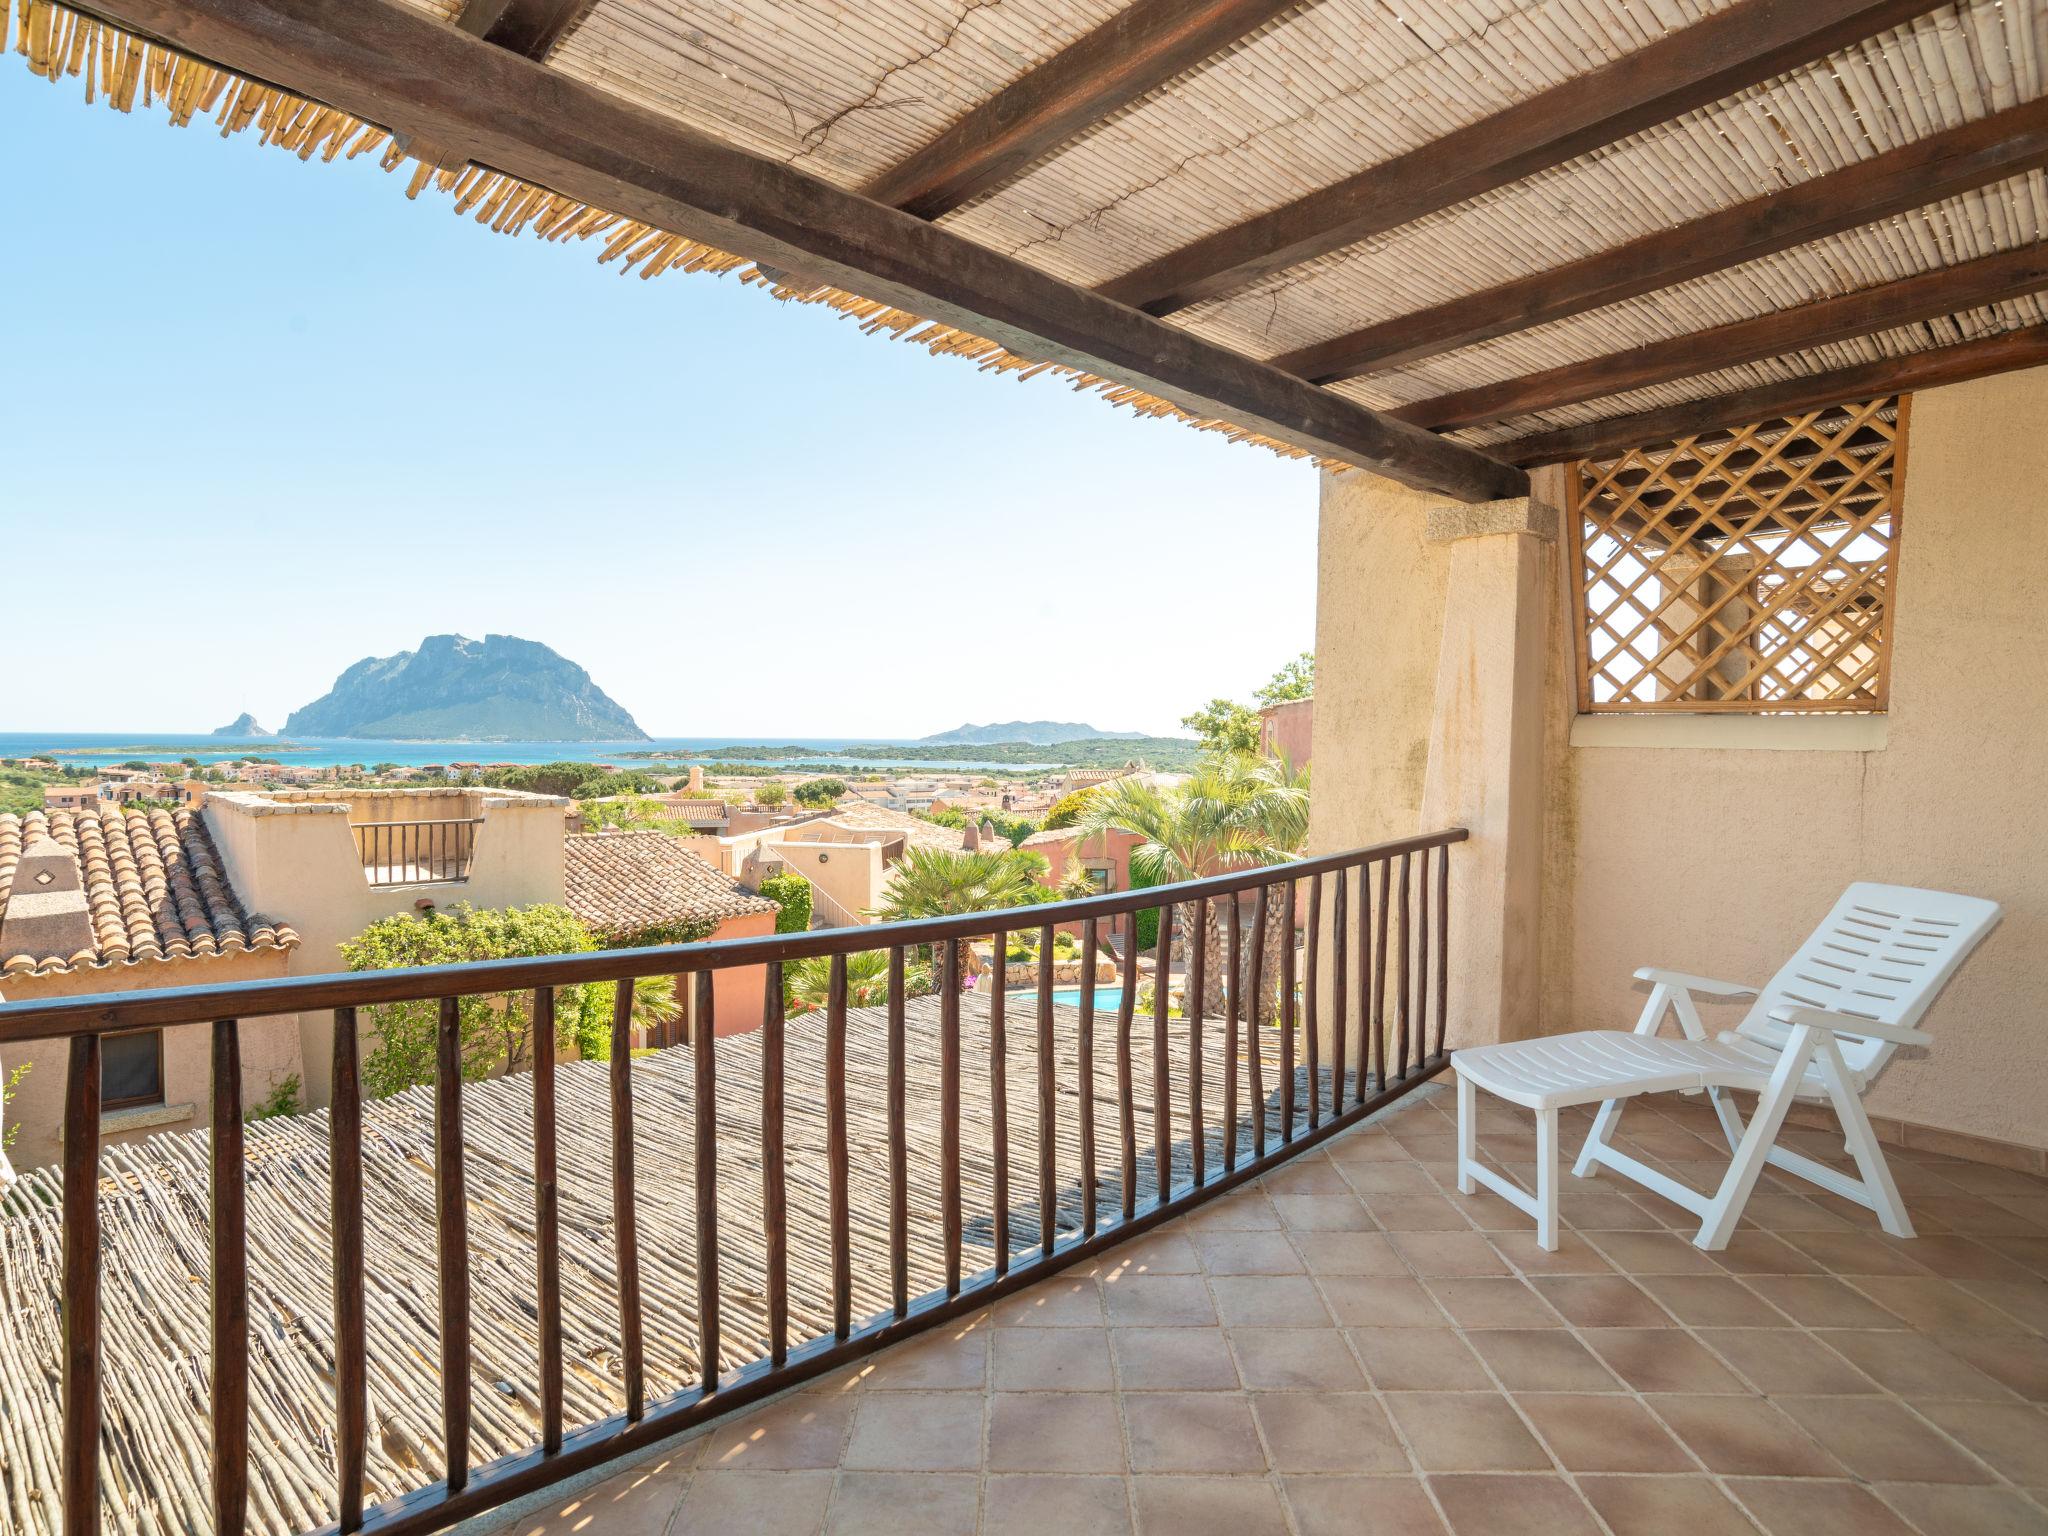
left=1009, top=985, right=1128, bottom=1011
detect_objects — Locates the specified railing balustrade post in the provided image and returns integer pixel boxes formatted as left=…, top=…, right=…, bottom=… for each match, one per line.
left=1281, top=877, right=1297, bottom=1141
left=1435, top=843, right=1451, bottom=1062
left=1187, top=900, right=1206, bottom=1189
left=1036, top=923, right=1057, bottom=1256
left=1416, top=849, right=1431, bottom=1079
left=62, top=1034, right=100, bottom=1536
left=1223, top=892, right=1241, bottom=1172
left=826, top=956, right=851, bottom=1337
left=1249, top=884, right=1268, bottom=1156
left=210, top=1020, right=249, bottom=1536
left=1116, top=926, right=1138, bottom=1221
left=434, top=997, right=471, bottom=1494
left=330, top=1006, right=369, bottom=1527
left=1397, top=854, right=1413, bottom=1082
left=1078, top=919, right=1098, bottom=1239
left=1373, top=861, right=1392, bottom=1097
left=692, top=972, right=719, bottom=1395
left=1331, top=871, right=1348, bottom=1112
left=1305, top=875, right=1321, bottom=1128
left=988, top=929, right=1010, bottom=1274
left=530, top=991, right=563, bottom=1456
left=762, top=962, right=788, bottom=1367
left=1152, top=908, right=1172, bottom=1206
left=1358, top=855, right=1375, bottom=1097
left=940, top=940, right=962, bottom=1293
left=886, top=947, right=909, bottom=1316
left=610, top=980, right=644, bottom=1419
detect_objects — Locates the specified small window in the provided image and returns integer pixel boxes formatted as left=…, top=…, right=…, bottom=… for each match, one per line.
left=1571, top=396, right=1904, bottom=714
left=1083, top=864, right=1114, bottom=892
left=102, top=1029, right=165, bottom=1110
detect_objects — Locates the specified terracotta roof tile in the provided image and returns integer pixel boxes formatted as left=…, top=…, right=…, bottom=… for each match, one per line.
left=0, top=806, right=299, bottom=978
left=563, top=831, right=776, bottom=939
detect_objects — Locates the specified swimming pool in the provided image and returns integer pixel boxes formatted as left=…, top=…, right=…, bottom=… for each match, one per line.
left=1007, top=984, right=1128, bottom=1011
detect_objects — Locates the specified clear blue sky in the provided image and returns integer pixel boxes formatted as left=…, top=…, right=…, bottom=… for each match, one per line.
left=0, top=62, right=1316, bottom=739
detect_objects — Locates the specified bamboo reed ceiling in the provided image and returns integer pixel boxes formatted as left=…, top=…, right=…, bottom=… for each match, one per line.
left=10, top=0, right=2048, bottom=473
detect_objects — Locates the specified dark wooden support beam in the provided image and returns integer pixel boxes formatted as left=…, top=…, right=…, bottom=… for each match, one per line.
left=1397, top=241, right=2048, bottom=430
left=455, top=0, right=594, bottom=58
left=864, top=0, right=1299, bottom=221
left=81, top=0, right=1521, bottom=501
left=1274, top=95, right=2048, bottom=386
left=1499, top=325, right=2048, bottom=465
left=1098, top=0, right=1948, bottom=317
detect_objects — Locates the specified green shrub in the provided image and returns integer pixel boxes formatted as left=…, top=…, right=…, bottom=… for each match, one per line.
left=246, top=1074, right=302, bottom=1122
left=757, top=872, right=813, bottom=934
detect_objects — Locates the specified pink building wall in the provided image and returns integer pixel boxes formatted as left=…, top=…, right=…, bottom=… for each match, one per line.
left=1259, top=697, right=1313, bottom=767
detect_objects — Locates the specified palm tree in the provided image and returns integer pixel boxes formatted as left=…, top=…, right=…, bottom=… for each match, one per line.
left=784, top=949, right=931, bottom=1014
left=871, top=846, right=1051, bottom=986
left=1076, top=757, right=1307, bottom=1019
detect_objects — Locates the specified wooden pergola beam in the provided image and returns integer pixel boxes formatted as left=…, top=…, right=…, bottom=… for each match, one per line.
left=1274, top=95, right=2048, bottom=386
left=1097, top=0, right=1948, bottom=317
left=83, top=0, right=1522, bottom=502
left=863, top=0, right=1300, bottom=222
left=1500, top=326, right=2048, bottom=465
left=454, top=0, right=592, bottom=59
left=1397, top=242, right=2048, bottom=431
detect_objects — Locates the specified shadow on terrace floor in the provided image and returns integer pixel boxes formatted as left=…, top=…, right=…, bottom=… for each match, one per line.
left=485, top=1079, right=2048, bottom=1536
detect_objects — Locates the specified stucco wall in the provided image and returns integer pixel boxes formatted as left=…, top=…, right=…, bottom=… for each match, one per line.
left=1553, top=368, right=2048, bottom=1152
left=0, top=948, right=300, bottom=1171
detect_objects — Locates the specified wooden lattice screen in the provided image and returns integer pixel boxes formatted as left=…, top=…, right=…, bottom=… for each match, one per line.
left=1570, top=395, right=1907, bottom=714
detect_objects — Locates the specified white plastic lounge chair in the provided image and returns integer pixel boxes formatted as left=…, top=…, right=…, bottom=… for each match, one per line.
left=1452, top=884, right=2001, bottom=1251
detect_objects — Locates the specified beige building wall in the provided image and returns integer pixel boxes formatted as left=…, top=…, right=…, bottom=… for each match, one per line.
left=0, top=948, right=300, bottom=1171
left=1311, top=365, right=2048, bottom=1155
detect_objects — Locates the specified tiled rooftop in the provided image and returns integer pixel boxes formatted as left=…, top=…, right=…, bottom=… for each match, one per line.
left=564, top=830, right=778, bottom=938
left=489, top=1080, right=2048, bottom=1536
left=0, top=806, right=296, bottom=976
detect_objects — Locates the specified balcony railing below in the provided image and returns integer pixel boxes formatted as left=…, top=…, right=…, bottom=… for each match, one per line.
left=0, top=828, right=1464, bottom=1536
left=350, top=817, right=482, bottom=886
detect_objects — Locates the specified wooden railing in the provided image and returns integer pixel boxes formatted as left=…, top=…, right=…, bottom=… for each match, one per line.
left=0, top=829, right=1464, bottom=1536
left=349, top=818, right=482, bottom=886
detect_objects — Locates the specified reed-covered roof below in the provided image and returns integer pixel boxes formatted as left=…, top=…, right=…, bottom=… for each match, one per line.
left=0, top=996, right=1301, bottom=1536
left=13, top=0, right=2048, bottom=484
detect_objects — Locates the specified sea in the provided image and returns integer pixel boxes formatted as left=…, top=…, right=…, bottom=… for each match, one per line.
left=0, top=733, right=1056, bottom=773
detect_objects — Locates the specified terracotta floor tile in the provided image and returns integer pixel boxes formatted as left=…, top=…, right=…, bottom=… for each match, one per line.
left=1777, top=1396, right=1996, bottom=1484
left=1709, top=1231, right=1827, bottom=1275
left=1228, top=1327, right=1367, bottom=1390
left=1911, top=1398, right=2048, bottom=1484
left=1103, top=1274, right=1219, bottom=1328
left=1587, top=1230, right=1722, bottom=1274
left=1327, top=1130, right=1414, bottom=1163
left=1422, top=1277, right=1564, bottom=1329
left=1349, top=1328, right=1489, bottom=1391
left=673, top=1470, right=833, bottom=1536
left=1273, top=1193, right=1380, bottom=1231
left=1252, top=1390, right=1408, bottom=1472
left=1557, top=1191, right=1671, bottom=1230
left=1190, top=1229, right=1304, bottom=1275
left=1651, top=1395, right=1844, bottom=1477
left=1101, top=1228, right=1201, bottom=1277
left=993, top=1326, right=1115, bottom=1391
left=1260, top=1157, right=1354, bottom=1196
left=1959, top=1278, right=2048, bottom=1334
left=1390, top=1231, right=1511, bottom=1277
left=1184, top=1191, right=1282, bottom=1231
left=1531, top=1275, right=1676, bottom=1328
left=1693, top=1327, right=1880, bottom=1394
left=982, top=1475, right=1133, bottom=1536
left=1783, top=1229, right=1940, bottom=1276
left=825, top=1472, right=980, bottom=1534
left=1366, top=1193, right=1476, bottom=1231
left=1339, top=1161, right=1442, bottom=1195
left=1123, top=1392, right=1266, bottom=1473
left=1876, top=1484, right=2048, bottom=1536
left=1741, top=1193, right=1855, bottom=1232
left=1321, top=1275, right=1454, bottom=1327
left=994, top=1275, right=1107, bottom=1327
left=1636, top=1273, right=1788, bottom=1327
left=705, top=1394, right=857, bottom=1470
left=988, top=1392, right=1127, bottom=1473
left=1577, top=1475, right=1759, bottom=1536
left=1725, top=1478, right=1918, bottom=1536
left=1130, top=1475, right=1288, bottom=1535
left=1284, top=1475, right=1446, bottom=1536
left=1293, top=1230, right=1413, bottom=1278
left=1932, top=1330, right=2048, bottom=1402
left=1486, top=1231, right=1615, bottom=1276
left=842, top=1393, right=984, bottom=1472
left=1743, top=1274, right=1907, bottom=1329
left=859, top=1320, right=988, bottom=1390
left=508, top=1459, right=688, bottom=1536
left=1427, top=1474, right=1601, bottom=1535
left=1209, top=1275, right=1332, bottom=1328
left=1515, top=1392, right=1694, bottom=1472
left=1823, top=1329, right=2019, bottom=1398
left=1919, top=1195, right=2048, bottom=1237
left=1465, top=1330, right=1621, bottom=1392
left=1383, top=1392, right=1551, bottom=1473
left=1894, top=1236, right=2038, bottom=1284
left=1856, top=1276, right=2031, bottom=1338
left=1579, top=1328, right=1747, bottom=1394
left=1112, top=1327, right=1240, bottom=1390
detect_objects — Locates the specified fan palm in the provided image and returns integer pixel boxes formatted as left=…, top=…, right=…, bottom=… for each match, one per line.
left=871, top=846, right=1051, bottom=986
left=784, top=949, right=930, bottom=1014
left=1076, top=756, right=1307, bottom=1018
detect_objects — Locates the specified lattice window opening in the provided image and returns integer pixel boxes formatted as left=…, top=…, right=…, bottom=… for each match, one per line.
left=1571, top=397, right=1905, bottom=714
